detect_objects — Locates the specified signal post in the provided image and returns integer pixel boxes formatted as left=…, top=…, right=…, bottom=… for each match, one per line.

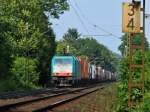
left=122, top=0, right=145, bottom=109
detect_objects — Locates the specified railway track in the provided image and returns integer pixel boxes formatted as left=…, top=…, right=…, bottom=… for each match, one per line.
left=0, top=84, right=105, bottom=112
left=34, top=87, right=104, bottom=112
left=0, top=87, right=71, bottom=99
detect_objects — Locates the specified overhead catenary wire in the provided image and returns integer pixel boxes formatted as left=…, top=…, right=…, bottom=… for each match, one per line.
left=93, top=25, right=121, bottom=39
left=81, top=34, right=112, bottom=37
left=68, top=0, right=90, bottom=35
left=71, top=0, right=121, bottom=39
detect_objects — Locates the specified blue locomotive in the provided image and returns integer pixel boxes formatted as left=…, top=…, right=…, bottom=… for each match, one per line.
left=51, top=56, right=81, bottom=86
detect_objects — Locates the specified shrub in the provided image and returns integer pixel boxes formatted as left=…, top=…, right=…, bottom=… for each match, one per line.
left=11, top=57, right=40, bottom=89
left=116, top=50, right=150, bottom=111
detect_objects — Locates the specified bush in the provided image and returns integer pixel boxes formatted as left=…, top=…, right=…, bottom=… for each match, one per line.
left=116, top=58, right=129, bottom=112
left=116, top=50, right=150, bottom=112
left=11, top=57, right=40, bottom=89
left=138, top=50, right=150, bottom=111
left=0, top=76, right=20, bottom=92
left=0, top=36, right=12, bottom=77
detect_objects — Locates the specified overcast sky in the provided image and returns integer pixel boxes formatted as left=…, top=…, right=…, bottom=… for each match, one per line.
left=51, top=0, right=150, bottom=54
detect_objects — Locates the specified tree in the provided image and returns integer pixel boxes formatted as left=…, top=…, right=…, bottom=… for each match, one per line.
left=119, top=33, right=149, bottom=56
left=0, top=36, right=12, bottom=77
left=63, top=28, right=80, bottom=42
left=38, top=28, right=56, bottom=86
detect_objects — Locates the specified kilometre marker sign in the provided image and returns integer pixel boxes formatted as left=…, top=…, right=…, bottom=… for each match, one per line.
left=122, top=2, right=141, bottom=33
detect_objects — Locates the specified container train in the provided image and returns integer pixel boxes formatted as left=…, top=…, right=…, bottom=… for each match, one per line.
left=51, top=56, right=116, bottom=86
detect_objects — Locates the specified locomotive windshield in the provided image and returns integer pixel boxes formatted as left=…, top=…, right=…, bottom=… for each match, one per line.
left=54, top=59, right=72, bottom=65
left=53, top=58, right=73, bottom=73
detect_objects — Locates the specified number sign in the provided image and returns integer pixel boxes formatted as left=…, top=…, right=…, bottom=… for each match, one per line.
left=122, top=3, right=141, bottom=33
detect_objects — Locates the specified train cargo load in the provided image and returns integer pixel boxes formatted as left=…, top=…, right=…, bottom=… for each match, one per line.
left=97, top=66, right=103, bottom=80
left=91, top=65, right=96, bottom=79
left=88, top=63, right=92, bottom=79
left=77, top=57, right=89, bottom=80
left=51, top=55, right=116, bottom=86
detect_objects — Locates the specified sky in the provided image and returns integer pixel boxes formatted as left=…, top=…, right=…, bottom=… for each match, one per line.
left=51, top=0, right=150, bottom=54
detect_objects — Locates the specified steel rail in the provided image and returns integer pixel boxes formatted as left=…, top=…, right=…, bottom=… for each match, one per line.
left=34, top=86, right=104, bottom=112
left=0, top=86, right=95, bottom=111
left=0, top=88, right=60, bottom=99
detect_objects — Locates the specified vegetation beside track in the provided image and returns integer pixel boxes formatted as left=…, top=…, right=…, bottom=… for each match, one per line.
left=116, top=33, right=150, bottom=111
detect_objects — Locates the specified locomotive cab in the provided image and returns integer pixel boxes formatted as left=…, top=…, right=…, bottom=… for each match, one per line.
left=51, top=56, right=80, bottom=87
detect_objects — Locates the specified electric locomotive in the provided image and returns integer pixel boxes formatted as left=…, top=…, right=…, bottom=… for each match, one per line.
left=51, top=56, right=81, bottom=86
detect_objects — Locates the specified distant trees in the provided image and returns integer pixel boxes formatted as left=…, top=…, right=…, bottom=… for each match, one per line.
left=56, top=28, right=119, bottom=72
left=63, top=28, right=80, bottom=42
left=56, top=28, right=80, bottom=55
left=119, top=33, right=149, bottom=56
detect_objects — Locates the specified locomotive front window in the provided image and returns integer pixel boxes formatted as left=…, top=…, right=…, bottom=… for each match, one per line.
left=54, top=59, right=72, bottom=65
left=53, top=58, right=73, bottom=73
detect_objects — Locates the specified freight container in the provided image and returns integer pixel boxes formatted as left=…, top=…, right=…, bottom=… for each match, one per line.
left=105, top=70, right=110, bottom=80
left=111, top=73, right=116, bottom=81
left=95, top=66, right=99, bottom=79
left=88, top=63, right=92, bottom=79
left=108, top=71, right=112, bottom=80
left=97, top=66, right=103, bottom=80
left=78, top=57, right=89, bottom=80
left=76, top=57, right=81, bottom=81
left=102, top=69, right=105, bottom=80
left=91, top=65, right=95, bottom=79
left=103, top=69, right=109, bottom=80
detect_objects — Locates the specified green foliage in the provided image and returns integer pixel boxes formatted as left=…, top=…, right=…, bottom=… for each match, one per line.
left=139, top=93, right=150, bottom=111
left=11, top=57, right=39, bottom=88
left=138, top=50, right=150, bottom=111
left=119, top=33, right=149, bottom=56
left=116, top=58, right=129, bottom=112
left=144, top=50, right=150, bottom=90
left=38, top=28, right=56, bottom=86
left=0, top=76, right=20, bottom=92
left=117, top=33, right=150, bottom=111
left=0, top=36, right=12, bottom=77
left=39, top=0, right=69, bottom=18
left=56, top=41, right=76, bottom=55
left=63, top=28, right=80, bottom=42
